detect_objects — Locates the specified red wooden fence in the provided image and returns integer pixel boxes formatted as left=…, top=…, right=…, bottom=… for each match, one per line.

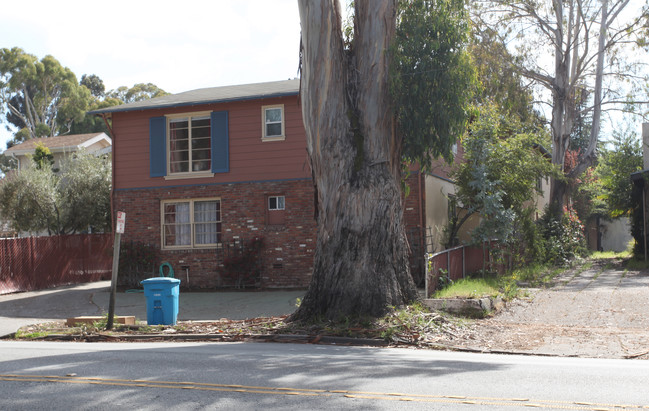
left=425, top=242, right=508, bottom=297
left=0, top=234, right=113, bottom=295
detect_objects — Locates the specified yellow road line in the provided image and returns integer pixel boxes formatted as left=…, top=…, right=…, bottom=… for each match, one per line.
left=0, top=374, right=645, bottom=410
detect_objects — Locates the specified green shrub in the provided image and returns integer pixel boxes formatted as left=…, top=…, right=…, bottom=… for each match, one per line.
left=118, top=241, right=160, bottom=288
left=539, top=204, right=587, bottom=266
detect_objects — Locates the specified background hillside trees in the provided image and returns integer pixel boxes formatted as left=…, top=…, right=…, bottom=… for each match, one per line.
left=0, top=47, right=168, bottom=173
left=0, top=47, right=90, bottom=142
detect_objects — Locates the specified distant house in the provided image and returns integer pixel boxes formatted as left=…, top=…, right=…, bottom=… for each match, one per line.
left=4, top=132, right=112, bottom=170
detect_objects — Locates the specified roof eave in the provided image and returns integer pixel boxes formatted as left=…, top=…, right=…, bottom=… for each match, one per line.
left=88, top=90, right=300, bottom=116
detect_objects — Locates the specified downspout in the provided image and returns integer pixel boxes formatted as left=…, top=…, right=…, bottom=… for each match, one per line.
left=418, top=170, right=428, bottom=290
left=642, top=186, right=647, bottom=263
left=418, top=170, right=425, bottom=251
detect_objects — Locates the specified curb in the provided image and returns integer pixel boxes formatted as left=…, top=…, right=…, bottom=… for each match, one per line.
left=27, top=333, right=390, bottom=347
left=4, top=332, right=611, bottom=358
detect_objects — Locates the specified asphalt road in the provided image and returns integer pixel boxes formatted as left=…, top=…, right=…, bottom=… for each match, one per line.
left=1, top=341, right=647, bottom=410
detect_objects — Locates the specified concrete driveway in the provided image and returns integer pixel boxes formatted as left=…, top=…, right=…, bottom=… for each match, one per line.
left=445, top=260, right=649, bottom=359
left=0, top=281, right=303, bottom=337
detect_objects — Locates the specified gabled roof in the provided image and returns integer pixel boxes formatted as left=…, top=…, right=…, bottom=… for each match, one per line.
left=5, top=132, right=112, bottom=156
left=89, top=79, right=300, bottom=115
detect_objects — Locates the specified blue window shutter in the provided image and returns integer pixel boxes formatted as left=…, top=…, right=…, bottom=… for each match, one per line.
left=211, top=111, right=229, bottom=173
left=149, top=116, right=167, bottom=177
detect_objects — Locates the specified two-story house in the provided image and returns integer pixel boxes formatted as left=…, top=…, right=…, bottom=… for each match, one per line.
left=91, top=80, right=317, bottom=289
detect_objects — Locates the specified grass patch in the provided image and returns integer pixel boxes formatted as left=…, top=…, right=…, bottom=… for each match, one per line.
left=625, top=258, right=649, bottom=270
left=433, top=277, right=499, bottom=299
left=14, top=330, right=50, bottom=339
left=506, top=263, right=562, bottom=288
left=590, top=250, right=632, bottom=260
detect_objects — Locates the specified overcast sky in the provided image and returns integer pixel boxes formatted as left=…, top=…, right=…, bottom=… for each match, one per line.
left=0, top=0, right=304, bottom=149
left=1, top=1, right=645, bottom=150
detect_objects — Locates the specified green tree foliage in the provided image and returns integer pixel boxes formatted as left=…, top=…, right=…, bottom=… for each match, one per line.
left=0, top=48, right=169, bottom=147
left=470, top=27, right=542, bottom=133
left=80, top=74, right=105, bottom=97
left=450, top=103, right=557, bottom=255
left=391, top=0, right=477, bottom=168
left=70, top=82, right=168, bottom=135
left=472, top=0, right=649, bottom=214
left=0, top=47, right=90, bottom=142
left=0, top=151, right=111, bottom=235
left=597, top=129, right=643, bottom=218
left=579, top=127, right=643, bottom=219
left=538, top=204, right=587, bottom=265
left=0, top=153, right=16, bottom=174
left=31, top=141, right=54, bottom=170
left=107, top=83, right=169, bottom=104
left=68, top=96, right=122, bottom=135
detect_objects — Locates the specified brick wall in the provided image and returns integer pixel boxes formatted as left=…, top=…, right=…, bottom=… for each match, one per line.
left=114, top=179, right=316, bottom=289
left=115, top=174, right=432, bottom=290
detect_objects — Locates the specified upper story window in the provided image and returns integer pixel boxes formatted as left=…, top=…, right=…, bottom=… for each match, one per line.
left=262, top=105, right=285, bottom=141
left=149, top=111, right=229, bottom=179
left=168, top=113, right=211, bottom=174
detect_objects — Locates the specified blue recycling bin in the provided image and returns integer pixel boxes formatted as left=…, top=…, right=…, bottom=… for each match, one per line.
left=141, top=277, right=180, bottom=326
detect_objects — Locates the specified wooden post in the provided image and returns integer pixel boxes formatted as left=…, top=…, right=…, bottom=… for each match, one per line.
left=643, top=188, right=647, bottom=263
left=106, top=212, right=125, bottom=330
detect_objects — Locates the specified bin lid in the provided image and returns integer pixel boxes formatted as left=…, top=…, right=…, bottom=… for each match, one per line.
left=141, top=277, right=181, bottom=285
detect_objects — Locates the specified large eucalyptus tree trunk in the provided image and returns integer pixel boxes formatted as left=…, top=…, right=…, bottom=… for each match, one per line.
left=293, top=0, right=419, bottom=321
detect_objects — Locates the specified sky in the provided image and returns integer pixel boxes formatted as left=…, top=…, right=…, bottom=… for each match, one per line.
left=0, top=1, right=645, bottom=151
left=0, top=0, right=304, bottom=150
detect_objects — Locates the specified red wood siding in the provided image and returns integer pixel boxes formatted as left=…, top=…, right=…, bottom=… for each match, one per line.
left=112, top=96, right=309, bottom=190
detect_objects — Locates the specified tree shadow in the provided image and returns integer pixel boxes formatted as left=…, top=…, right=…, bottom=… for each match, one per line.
left=0, top=342, right=507, bottom=409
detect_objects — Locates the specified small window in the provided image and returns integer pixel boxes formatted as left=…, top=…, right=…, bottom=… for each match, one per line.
left=267, top=195, right=285, bottom=225
left=262, top=105, right=285, bottom=141
left=268, top=196, right=285, bottom=210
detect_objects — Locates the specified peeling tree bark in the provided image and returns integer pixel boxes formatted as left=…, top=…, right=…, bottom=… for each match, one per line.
left=293, top=0, right=419, bottom=321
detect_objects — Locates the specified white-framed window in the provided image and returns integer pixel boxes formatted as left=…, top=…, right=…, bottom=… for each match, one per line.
left=268, top=195, right=285, bottom=210
left=262, top=105, right=285, bottom=141
left=162, top=198, right=221, bottom=249
left=167, top=112, right=212, bottom=175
